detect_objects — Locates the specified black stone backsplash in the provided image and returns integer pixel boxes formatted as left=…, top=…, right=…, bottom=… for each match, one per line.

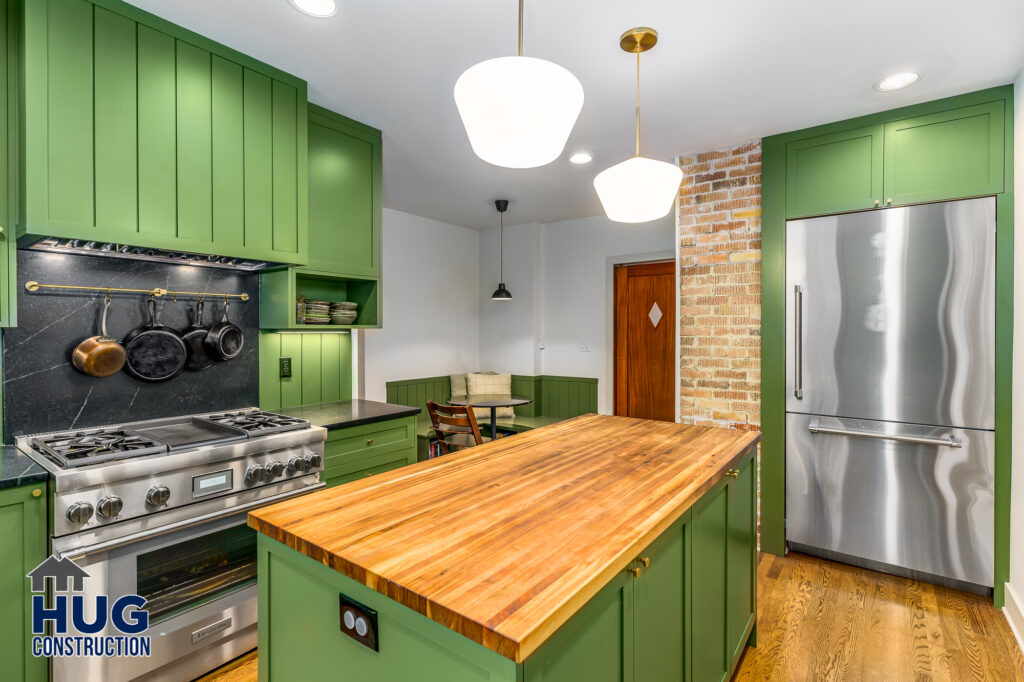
left=3, top=251, right=259, bottom=441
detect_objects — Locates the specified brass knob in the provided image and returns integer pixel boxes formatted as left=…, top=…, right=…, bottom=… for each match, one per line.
left=366, top=438, right=374, bottom=445
left=874, top=199, right=880, bottom=207
left=627, top=566, right=642, bottom=577
left=886, top=198, right=893, bottom=205
left=725, top=469, right=739, bottom=478
left=639, top=556, right=651, bottom=568
left=32, top=489, right=42, bottom=497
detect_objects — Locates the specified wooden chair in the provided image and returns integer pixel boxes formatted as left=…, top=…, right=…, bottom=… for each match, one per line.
left=426, top=400, right=491, bottom=456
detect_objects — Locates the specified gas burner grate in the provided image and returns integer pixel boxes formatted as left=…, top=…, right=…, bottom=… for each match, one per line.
left=204, top=410, right=309, bottom=437
left=31, top=429, right=168, bottom=468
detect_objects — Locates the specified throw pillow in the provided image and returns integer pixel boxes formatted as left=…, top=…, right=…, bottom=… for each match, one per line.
left=467, top=372, right=515, bottom=419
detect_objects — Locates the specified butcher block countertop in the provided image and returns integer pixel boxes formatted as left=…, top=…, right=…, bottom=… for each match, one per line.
left=248, top=414, right=760, bottom=663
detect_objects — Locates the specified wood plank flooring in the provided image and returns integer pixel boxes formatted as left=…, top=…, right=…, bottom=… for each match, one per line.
left=201, top=552, right=1024, bottom=681
left=735, top=552, right=1024, bottom=681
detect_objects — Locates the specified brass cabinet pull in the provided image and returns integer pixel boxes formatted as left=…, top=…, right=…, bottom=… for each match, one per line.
left=886, top=197, right=893, bottom=205
left=874, top=199, right=881, bottom=207
left=627, top=566, right=641, bottom=577
left=366, top=438, right=374, bottom=445
left=32, top=488, right=42, bottom=497
left=725, top=469, right=739, bottom=478
left=639, top=556, right=651, bottom=568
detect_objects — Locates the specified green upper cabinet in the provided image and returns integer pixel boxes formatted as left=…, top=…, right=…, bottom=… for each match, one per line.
left=305, top=104, right=381, bottom=277
left=18, top=0, right=308, bottom=265
left=883, top=100, right=1005, bottom=206
left=785, top=125, right=884, bottom=217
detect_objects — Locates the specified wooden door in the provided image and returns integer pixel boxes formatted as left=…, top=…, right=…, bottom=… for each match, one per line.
left=785, top=124, right=884, bottom=217
left=614, top=261, right=675, bottom=421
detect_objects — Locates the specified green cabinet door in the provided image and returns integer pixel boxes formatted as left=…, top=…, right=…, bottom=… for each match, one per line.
left=883, top=100, right=1005, bottom=206
left=0, top=0, right=15, bottom=327
left=305, top=105, right=382, bottom=277
left=691, top=480, right=729, bottom=682
left=0, top=483, right=49, bottom=682
left=523, top=570, right=635, bottom=682
left=785, top=125, right=883, bottom=217
left=633, top=514, right=687, bottom=682
left=726, top=452, right=756, bottom=666
left=20, top=0, right=308, bottom=264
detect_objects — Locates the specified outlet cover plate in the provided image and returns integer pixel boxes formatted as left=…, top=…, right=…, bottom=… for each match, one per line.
left=339, top=594, right=379, bottom=651
left=279, top=357, right=292, bottom=378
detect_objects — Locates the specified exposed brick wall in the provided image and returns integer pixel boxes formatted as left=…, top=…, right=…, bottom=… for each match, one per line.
left=677, top=141, right=762, bottom=431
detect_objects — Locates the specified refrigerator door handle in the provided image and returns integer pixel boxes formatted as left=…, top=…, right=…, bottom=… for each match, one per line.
left=794, top=285, right=803, bottom=399
left=808, top=422, right=962, bottom=448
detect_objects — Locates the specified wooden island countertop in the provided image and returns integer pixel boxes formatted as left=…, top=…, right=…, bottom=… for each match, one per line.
left=248, top=414, right=760, bottom=663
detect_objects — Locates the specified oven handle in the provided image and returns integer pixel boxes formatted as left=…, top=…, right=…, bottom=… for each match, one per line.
left=58, top=483, right=326, bottom=561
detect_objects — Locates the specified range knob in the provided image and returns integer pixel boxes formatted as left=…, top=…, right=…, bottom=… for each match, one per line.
left=146, top=486, right=171, bottom=507
left=97, top=496, right=124, bottom=519
left=304, top=452, right=323, bottom=469
left=245, top=464, right=268, bottom=485
left=66, top=501, right=94, bottom=525
left=287, top=456, right=310, bottom=473
left=266, top=460, right=285, bottom=478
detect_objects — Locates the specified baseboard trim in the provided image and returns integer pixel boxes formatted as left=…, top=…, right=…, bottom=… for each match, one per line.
left=1003, top=582, right=1024, bottom=655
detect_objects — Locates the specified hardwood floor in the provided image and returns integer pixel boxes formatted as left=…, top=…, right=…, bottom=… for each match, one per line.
left=200, top=552, right=1024, bottom=681
left=736, top=552, right=1024, bottom=681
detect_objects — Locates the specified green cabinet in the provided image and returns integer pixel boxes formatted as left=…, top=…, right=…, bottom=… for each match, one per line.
left=633, top=518, right=688, bottom=681
left=0, top=483, right=48, bottom=682
left=0, top=0, right=17, bottom=327
left=322, top=416, right=417, bottom=488
left=306, top=105, right=381, bottom=278
left=883, top=100, right=1005, bottom=206
left=18, top=0, right=308, bottom=265
left=786, top=125, right=884, bottom=217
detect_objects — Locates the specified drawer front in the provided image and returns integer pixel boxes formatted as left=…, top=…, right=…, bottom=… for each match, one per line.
left=323, top=450, right=413, bottom=488
left=325, top=417, right=416, bottom=464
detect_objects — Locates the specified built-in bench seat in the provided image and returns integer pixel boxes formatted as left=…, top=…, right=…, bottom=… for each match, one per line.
left=385, top=374, right=597, bottom=460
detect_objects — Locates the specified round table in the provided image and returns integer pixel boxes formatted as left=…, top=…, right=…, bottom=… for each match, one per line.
left=447, top=394, right=533, bottom=441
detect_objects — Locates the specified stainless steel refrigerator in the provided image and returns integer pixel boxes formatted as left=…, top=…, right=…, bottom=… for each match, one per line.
left=785, top=197, right=996, bottom=591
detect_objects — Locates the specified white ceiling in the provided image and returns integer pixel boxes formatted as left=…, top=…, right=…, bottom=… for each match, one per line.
left=127, top=0, right=1024, bottom=230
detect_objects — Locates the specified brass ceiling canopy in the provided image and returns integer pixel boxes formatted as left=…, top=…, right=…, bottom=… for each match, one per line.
left=619, top=27, right=658, bottom=53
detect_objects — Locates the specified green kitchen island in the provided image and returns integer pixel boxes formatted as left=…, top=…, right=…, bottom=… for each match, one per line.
left=248, top=414, right=759, bottom=681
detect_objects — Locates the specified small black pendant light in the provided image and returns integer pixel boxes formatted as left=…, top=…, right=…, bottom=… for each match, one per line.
left=491, top=199, right=512, bottom=301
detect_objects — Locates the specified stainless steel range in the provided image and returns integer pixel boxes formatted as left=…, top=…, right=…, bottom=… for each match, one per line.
left=17, top=408, right=327, bottom=682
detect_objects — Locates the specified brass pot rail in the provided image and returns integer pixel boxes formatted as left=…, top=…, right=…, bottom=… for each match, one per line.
left=24, top=281, right=249, bottom=302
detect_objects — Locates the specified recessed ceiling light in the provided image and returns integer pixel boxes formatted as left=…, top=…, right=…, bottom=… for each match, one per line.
left=874, top=72, right=920, bottom=92
left=569, top=152, right=592, bottom=164
left=289, top=0, right=336, bottom=18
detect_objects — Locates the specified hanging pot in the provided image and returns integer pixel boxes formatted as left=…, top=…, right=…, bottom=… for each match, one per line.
left=71, top=295, right=127, bottom=378
left=205, top=299, right=244, bottom=361
left=182, top=299, right=215, bottom=370
left=122, top=297, right=188, bottom=382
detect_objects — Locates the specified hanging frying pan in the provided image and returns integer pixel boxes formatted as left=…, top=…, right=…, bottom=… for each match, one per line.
left=205, top=298, right=244, bottom=361
left=122, top=297, right=188, bottom=382
left=182, top=299, right=214, bottom=370
left=71, top=295, right=126, bottom=378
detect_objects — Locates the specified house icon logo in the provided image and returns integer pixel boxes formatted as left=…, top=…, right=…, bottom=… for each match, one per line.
left=27, top=555, right=90, bottom=593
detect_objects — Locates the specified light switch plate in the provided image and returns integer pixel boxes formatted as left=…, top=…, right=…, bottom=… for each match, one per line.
left=279, top=357, right=292, bottom=378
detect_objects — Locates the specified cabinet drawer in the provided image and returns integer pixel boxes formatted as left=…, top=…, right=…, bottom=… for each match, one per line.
left=323, top=450, right=413, bottom=488
left=325, top=417, right=416, bottom=465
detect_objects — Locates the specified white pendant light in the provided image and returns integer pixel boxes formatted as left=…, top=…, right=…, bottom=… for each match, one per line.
left=594, top=28, right=682, bottom=223
left=454, top=0, right=584, bottom=169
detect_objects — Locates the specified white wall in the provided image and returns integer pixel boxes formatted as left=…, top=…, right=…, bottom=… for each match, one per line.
left=1007, top=66, right=1024, bottom=646
left=478, top=214, right=675, bottom=413
left=361, top=208, right=481, bottom=401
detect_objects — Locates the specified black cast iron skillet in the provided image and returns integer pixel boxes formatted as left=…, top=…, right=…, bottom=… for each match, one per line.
left=205, top=299, right=244, bottom=361
left=122, top=297, right=188, bottom=382
left=182, top=299, right=214, bottom=370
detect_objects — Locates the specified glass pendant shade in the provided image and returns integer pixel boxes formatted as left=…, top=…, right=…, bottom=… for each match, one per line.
left=594, top=156, right=683, bottom=223
left=454, top=56, right=584, bottom=169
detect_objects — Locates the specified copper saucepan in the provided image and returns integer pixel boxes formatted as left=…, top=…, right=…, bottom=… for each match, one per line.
left=72, top=295, right=127, bottom=377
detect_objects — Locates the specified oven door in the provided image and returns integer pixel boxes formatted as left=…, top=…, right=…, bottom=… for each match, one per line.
left=57, top=511, right=259, bottom=682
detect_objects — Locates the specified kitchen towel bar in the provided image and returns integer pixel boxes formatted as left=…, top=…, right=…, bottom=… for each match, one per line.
left=24, top=281, right=249, bottom=302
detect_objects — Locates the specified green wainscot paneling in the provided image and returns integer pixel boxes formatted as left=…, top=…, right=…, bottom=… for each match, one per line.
left=761, top=85, right=1014, bottom=607
left=255, top=446, right=757, bottom=682
left=0, top=0, right=17, bottom=327
left=18, top=0, right=308, bottom=265
left=0, top=483, right=48, bottom=682
left=258, top=332, right=352, bottom=410
left=322, top=416, right=417, bottom=487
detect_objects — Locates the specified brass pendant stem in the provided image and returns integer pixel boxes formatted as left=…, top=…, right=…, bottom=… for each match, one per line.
left=517, top=0, right=524, bottom=56
left=619, top=27, right=658, bottom=158
left=635, top=48, right=641, bottom=157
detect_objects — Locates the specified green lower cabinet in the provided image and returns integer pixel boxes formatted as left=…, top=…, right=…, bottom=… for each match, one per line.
left=256, top=447, right=758, bottom=682
left=0, top=483, right=49, bottom=682
left=321, top=416, right=417, bottom=488
left=883, top=100, right=1005, bottom=206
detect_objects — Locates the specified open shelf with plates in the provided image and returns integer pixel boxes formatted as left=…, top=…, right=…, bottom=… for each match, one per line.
left=259, top=268, right=380, bottom=330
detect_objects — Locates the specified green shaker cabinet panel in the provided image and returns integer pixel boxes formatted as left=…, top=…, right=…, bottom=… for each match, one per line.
left=727, top=452, right=757, bottom=665
left=0, top=483, right=49, bottom=682
left=883, top=100, right=1005, bottom=206
left=785, top=125, right=883, bottom=217
left=691, top=480, right=730, bottom=682
left=633, top=517, right=686, bottom=682
left=19, top=0, right=308, bottom=264
left=0, top=0, right=16, bottom=326
left=306, top=105, right=381, bottom=278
